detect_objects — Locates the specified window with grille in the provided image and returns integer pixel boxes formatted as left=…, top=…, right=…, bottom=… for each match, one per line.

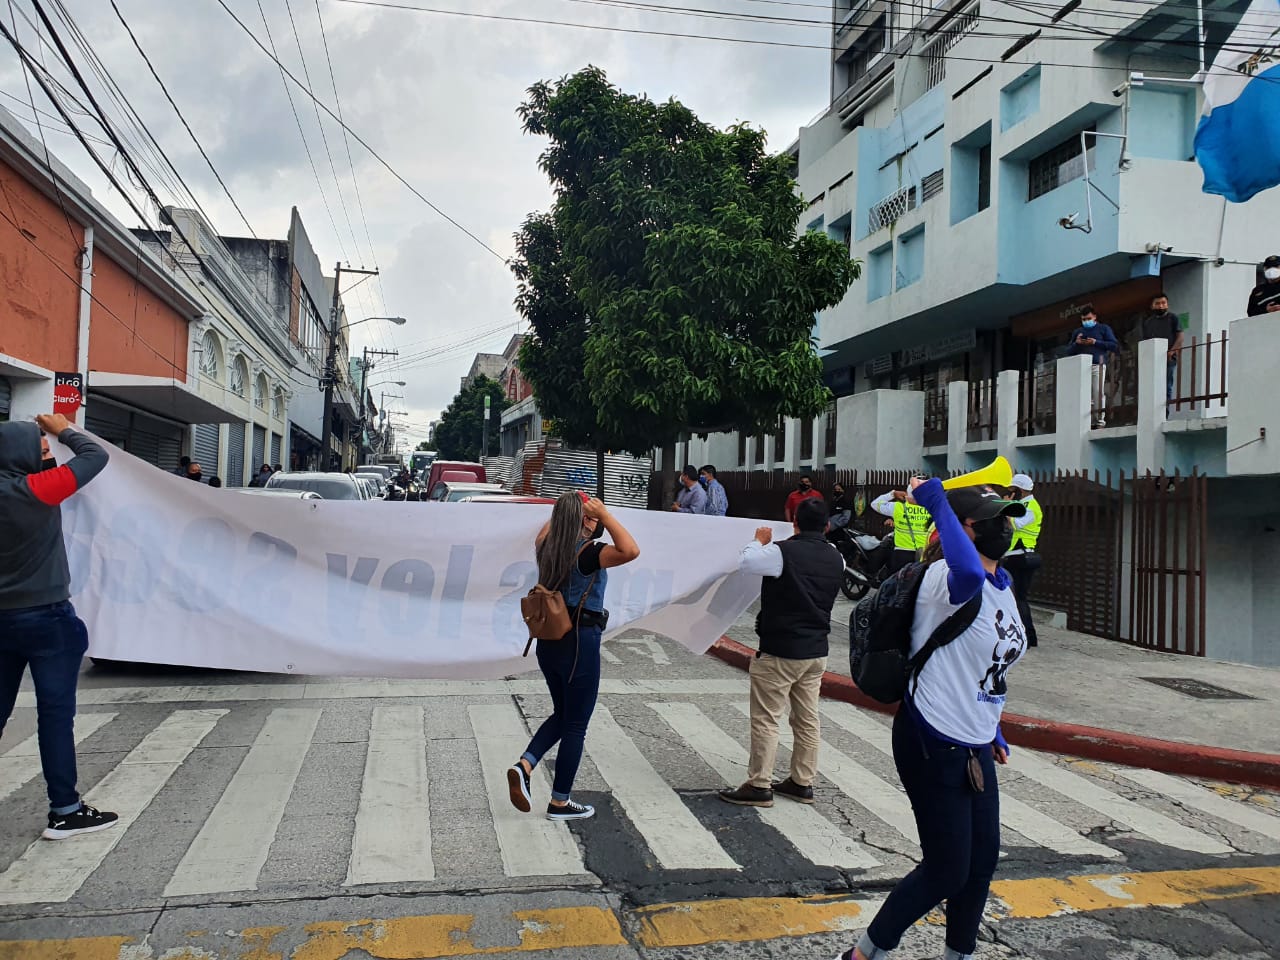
left=921, top=169, right=945, bottom=202
left=801, top=419, right=814, bottom=462
left=1028, top=126, right=1095, bottom=201
left=824, top=403, right=838, bottom=457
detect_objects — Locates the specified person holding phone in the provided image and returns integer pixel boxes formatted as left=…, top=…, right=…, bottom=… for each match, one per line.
left=507, top=492, right=639, bottom=821
left=1065, top=305, right=1118, bottom=428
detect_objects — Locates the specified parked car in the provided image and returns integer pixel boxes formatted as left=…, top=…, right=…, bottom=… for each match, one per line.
left=427, top=481, right=511, bottom=503
left=460, top=494, right=556, bottom=504
left=357, top=465, right=393, bottom=482
left=265, top=472, right=366, bottom=500
left=233, top=488, right=323, bottom=500
left=353, top=475, right=380, bottom=500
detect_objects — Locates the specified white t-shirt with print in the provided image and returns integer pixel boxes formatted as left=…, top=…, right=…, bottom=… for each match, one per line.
left=909, top=560, right=1027, bottom=745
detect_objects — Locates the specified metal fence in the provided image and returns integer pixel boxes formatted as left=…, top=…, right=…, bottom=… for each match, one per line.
left=924, top=387, right=948, bottom=446
left=1018, top=365, right=1057, bottom=437
left=966, top=379, right=996, bottom=443
left=1169, top=333, right=1229, bottom=414
left=645, top=466, right=1206, bottom=655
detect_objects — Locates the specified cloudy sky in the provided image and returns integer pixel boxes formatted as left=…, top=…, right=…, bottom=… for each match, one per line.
left=0, top=0, right=831, bottom=450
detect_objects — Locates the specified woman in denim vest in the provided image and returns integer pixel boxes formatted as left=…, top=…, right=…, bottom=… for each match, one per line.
left=507, top=491, right=639, bottom=820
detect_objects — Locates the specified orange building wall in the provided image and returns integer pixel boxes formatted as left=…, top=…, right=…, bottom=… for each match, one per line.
left=0, top=158, right=84, bottom=372
left=89, top=251, right=189, bottom=378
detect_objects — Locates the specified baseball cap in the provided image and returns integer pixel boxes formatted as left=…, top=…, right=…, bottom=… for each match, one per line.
left=946, top=486, right=1027, bottom=521
left=1265, top=255, right=1280, bottom=267
left=1010, top=473, right=1034, bottom=492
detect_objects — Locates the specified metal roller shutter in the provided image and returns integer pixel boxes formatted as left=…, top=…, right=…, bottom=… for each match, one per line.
left=252, top=425, right=267, bottom=475
left=0, top=376, right=11, bottom=421
left=193, top=424, right=220, bottom=476
left=270, top=432, right=281, bottom=469
left=126, top=421, right=183, bottom=472
left=226, top=422, right=246, bottom=487
left=84, top=403, right=130, bottom=449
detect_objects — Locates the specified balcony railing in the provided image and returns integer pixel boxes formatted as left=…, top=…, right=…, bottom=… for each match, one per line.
left=966, top=378, right=996, bottom=443
left=1094, top=352, right=1138, bottom=429
left=1018, top=365, right=1057, bottom=437
left=868, top=185, right=917, bottom=234
left=924, top=386, right=948, bottom=446
left=1169, top=333, right=1228, bottom=414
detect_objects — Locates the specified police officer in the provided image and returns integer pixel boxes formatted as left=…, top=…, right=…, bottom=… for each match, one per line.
left=1002, top=473, right=1043, bottom=648
left=870, top=488, right=931, bottom=574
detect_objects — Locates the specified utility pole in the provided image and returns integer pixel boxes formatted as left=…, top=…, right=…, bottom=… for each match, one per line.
left=359, top=345, right=398, bottom=464
left=320, top=261, right=379, bottom=470
left=481, top=392, right=491, bottom=460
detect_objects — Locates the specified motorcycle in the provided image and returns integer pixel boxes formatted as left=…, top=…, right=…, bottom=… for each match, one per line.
left=827, top=525, right=893, bottom=601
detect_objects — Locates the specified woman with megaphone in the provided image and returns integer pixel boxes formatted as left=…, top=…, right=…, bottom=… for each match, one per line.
left=835, top=461, right=1029, bottom=960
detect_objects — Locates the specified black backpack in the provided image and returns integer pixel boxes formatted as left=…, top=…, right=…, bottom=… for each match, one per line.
left=848, top=562, right=982, bottom=704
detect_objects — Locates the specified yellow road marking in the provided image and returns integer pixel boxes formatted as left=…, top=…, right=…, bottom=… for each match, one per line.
left=632, top=894, right=868, bottom=947
left=3, top=865, right=1280, bottom=958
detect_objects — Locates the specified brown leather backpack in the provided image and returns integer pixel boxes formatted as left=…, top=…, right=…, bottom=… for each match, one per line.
left=520, top=545, right=597, bottom=655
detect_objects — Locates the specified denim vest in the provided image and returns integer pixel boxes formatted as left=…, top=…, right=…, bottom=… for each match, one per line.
left=562, top=540, right=608, bottom=613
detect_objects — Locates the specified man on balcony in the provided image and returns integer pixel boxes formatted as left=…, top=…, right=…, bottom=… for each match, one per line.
left=1247, top=255, right=1280, bottom=316
left=1066, top=305, right=1118, bottom=428
left=1141, top=292, right=1184, bottom=402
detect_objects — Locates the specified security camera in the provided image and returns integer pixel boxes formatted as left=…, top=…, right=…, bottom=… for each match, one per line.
left=1058, top=213, right=1079, bottom=229
left=1113, top=84, right=1126, bottom=97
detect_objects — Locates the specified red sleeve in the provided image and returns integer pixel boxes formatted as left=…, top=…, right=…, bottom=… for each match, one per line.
left=25, top=465, right=80, bottom=506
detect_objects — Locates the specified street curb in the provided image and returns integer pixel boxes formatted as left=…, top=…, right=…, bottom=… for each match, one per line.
left=709, top=636, right=1280, bottom=791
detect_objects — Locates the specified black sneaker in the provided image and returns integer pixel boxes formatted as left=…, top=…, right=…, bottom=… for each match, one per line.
left=43, top=804, right=118, bottom=840
left=772, top=777, right=815, bottom=804
left=507, top=764, right=532, bottom=814
left=718, top=783, right=774, bottom=807
left=546, top=799, right=594, bottom=821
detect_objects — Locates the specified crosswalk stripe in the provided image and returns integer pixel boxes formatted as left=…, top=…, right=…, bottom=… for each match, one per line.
left=650, top=702, right=880, bottom=869
left=0, top=709, right=226, bottom=905
left=729, top=703, right=919, bottom=845
left=820, top=703, right=1122, bottom=859
left=1008, top=751, right=1234, bottom=855
left=586, top=707, right=739, bottom=871
left=164, top=708, right=320, bottom=897
left=0, top=713, right=116, bottom=804
left=345, top=704, right=433, bottom=886
left=1114, top=767, right=1280, bottom=843
left=467, top=703, right=589, bottom=879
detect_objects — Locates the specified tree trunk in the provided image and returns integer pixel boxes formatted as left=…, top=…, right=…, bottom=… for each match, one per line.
left=595, top=445, right=606, bottom=501
left=660, top=440, right=677, bottom=510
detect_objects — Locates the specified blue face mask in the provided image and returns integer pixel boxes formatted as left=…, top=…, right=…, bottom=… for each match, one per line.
left=1082, top=319, right=1097, bottom=328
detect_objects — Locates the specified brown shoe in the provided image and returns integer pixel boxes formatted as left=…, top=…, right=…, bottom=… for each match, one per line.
left=772, top=777, right=815, bottom=804
left=718, top=783, right=774, bottom=807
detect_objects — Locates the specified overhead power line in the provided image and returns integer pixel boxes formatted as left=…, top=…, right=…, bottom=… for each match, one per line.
left=212, top=0, right=507, bottom=264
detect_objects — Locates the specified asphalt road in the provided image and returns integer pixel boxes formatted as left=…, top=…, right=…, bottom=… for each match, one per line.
left=2, top=629, right=1279, bottom=959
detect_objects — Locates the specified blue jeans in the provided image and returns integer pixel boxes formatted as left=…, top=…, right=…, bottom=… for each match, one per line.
left=522, top=626, right=601, bottom=802
left=859, top=706, right=1000, bottom=960
left=0, top=601, right=89, bottom=814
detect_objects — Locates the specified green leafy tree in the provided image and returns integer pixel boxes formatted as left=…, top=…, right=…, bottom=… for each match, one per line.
left=415, top=440, right=433, bottom=451
left=433, top=376, right=509, bottom=462
left=511, top=66, right=859, bottom=500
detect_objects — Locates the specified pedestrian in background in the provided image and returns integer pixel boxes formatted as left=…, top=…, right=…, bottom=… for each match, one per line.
left=871, top=488, right=931, bottom=574
left=1141, top=292, right=1183, bottom=402
left=173, top=455, right=190, bottom=477
left=185, top=462, right=204, bottom=482
left=699, top=464, right=729, bottom=517
left=1066, top=305, right=1118, bottom=428
left=1002, top=474, right=1043, bottom=649
left=673, top=464, right=707, bottom=514
left=784, top=474, right=823, bottom=523
left=0, top=414, right=117, bottom=840
left=721, top=498, right=843, bottom=808
left=207, top=476, right=223, bottom=488
left=829, top=482, right=852, bottom=530
left=1247, top=255, right=1280, bottom=315
left=508, top=492, right=640, bottom=821
left=835, top=479, right=1027, bottom=960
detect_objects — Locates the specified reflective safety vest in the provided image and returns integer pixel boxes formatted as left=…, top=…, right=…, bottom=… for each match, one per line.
left=1012, top=496, right=1043, bottom=551
left=892, top=501, right=932, bottom=551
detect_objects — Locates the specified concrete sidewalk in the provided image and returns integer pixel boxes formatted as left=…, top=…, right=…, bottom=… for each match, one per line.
left=717, top=598, right=1280, bottom=788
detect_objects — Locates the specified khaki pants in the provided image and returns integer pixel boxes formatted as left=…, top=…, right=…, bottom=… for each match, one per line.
left=747, top=653, right=827, bottom=789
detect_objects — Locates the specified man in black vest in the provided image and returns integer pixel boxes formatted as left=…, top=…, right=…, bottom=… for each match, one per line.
left=720, top=498, right=844, bottom=807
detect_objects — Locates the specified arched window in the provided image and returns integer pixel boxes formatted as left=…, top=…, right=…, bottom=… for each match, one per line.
left=254, top=373, right=269, bottom=409
left=230, top=357, right=249, bottom=398
left=199, top=329, right=222, bottom=382
left=272, top=386, right=285, bottom=419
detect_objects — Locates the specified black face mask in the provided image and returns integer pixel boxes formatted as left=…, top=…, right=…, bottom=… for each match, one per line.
left=799, top=482, right=811, bottom=492
left=971, top=516, right=1013, bottom=560
left=586, top=520, right=604, bottom=540
left=40, top=457, right=58, bottom=472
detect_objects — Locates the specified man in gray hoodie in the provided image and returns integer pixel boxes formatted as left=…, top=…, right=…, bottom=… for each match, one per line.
left=0, top=413, right=117, bottom=840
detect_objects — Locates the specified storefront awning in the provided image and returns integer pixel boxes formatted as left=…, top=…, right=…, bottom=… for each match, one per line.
left=89, top=373, right=245, bottom=425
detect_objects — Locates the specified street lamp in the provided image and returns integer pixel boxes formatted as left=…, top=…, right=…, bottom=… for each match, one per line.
left=321, top=312, right=408, bottom=468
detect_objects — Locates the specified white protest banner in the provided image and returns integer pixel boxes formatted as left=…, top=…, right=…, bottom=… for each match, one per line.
left=59, top=439, right=786, bottom=678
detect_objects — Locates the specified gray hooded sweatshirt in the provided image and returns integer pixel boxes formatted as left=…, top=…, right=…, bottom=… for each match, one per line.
left=0, top=422, right=107, bottom=610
